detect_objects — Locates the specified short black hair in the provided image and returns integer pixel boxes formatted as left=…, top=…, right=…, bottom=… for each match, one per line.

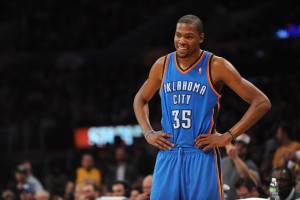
left=235, top=177, right=256, bottom=191
left=177, top=14, right=203, bottom=34
left=271, top=166, right=294, bottom=186
left=83, top=182, right=100, bottom=192
left=112, top=180, right=131, bottom=198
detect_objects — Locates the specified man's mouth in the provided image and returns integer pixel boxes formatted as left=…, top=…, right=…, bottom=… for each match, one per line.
left=178, top=46, right=187, bottom=50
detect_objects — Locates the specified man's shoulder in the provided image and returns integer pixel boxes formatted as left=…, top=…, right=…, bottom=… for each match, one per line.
left=293, top=190, right=300, bottom=198
left=210, top=55, right=226, bottom=66
left=155, top=52, right=174, bottom=64
left=221, top=156, right=232, bottom=165
left=222, top=156, right=231, bottom=161
left=291, top=141, right=300, bottom=148
left=152, top=55, right=169, bottom=70
left=76, top=167, right=101, bottom=174
left=91, top=167, right=101, bottom=172
left=27, top=174, right=39, bottom=182
left=245, top=159, right=259, bottom=170
left=76, top=167, right=84, bottom=171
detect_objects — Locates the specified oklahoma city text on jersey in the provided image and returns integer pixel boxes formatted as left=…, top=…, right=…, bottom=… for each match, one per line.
left=163, top=80, right=207, bottom=105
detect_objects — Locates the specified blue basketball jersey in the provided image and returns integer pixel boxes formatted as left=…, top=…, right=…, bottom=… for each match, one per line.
left=160, top=50, right=221, bottom=148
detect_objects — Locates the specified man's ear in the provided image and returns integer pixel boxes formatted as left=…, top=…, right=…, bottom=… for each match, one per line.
left=199, top=32, right=205, bottom=44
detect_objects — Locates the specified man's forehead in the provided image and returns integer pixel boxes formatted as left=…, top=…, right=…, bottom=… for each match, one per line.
left=237, top=186, right=249, bottom=192
left=176, top=23, right=197, bottom=31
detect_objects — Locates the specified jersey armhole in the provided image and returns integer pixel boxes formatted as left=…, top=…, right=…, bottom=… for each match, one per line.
left=159, top=54, right=170, bottom=93
left=209, top=54, right=223, bottom=96
left=162, top=55, right=167, bottom=79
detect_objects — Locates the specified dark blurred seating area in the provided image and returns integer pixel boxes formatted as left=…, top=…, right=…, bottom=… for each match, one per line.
left=1, top=0, right=184, bottom=52
left=0, top=0, right=300, bottom=199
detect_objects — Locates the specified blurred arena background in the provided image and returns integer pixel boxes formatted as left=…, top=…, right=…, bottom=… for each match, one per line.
left=0, top=0, right=299, bottom=197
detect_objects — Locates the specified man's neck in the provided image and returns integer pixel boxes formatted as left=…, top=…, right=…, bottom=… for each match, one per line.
left=177, top=49, right=201, bottom=69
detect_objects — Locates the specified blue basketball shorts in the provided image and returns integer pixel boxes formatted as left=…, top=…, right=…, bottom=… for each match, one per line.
left=150, top=147, right=223, bottom=200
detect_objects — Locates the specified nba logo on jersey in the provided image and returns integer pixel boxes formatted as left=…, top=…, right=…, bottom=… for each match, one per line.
left=198, top=67, right=202, bottom=74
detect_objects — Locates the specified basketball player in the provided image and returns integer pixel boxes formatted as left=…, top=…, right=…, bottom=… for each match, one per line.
left=133, top=14, right=271, bottom=200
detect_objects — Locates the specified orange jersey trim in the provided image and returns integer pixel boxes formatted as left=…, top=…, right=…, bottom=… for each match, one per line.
left=159, top=54, right=170, bottom=93
left=210, top=102, right=223, bottom=199
left=214, top=148, right=224, bottom=200
left=208, top=108, right=215, bottom=135
left=174, top=51, right=206, bottom=74
left=206, top=54, right=222, bottom=98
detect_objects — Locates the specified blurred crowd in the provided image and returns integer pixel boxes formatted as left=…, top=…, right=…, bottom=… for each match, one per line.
left=1, top=0, right=184, bottom=52
left=1, top=141, right=156, bottom=200
left=3, top=122, right=300, bottom=200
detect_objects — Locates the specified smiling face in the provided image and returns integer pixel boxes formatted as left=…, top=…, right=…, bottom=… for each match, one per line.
left=174, top=23, right=204, bottom=58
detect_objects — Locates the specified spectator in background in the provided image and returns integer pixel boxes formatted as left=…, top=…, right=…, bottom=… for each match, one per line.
left=1, top=189, right=16, bottom=200
left=111, top=180, right=131, bottom=198
left=72, top=184, right=84, bottom=200
left=280, top=150, right=300, bottom=192
left=19, top=184, right=35, bottom=200
left=113, top=136, right=126, bottom=148
left=136, top=174, right=152, bottom=200
left=75, top=153, right=102, bottom=187
left=64, top=181, right=75, bottom=200
left=7, top=165, right=31, bottom=199
left=235, top=177, right=267, bottom=199
left=260, top=125, right=280, bottom=189
left=272, top=122, right=300, bottom=167
left=271, top=166, right=300, bottom=200
left=34, top=190, right=50, bottom=200
left=141, top=175, right=152, bottom=196
left=106, top=147, right=138, bottom=189
left=43, top=163, right=68, bottom=198
left=222, top=133, right=260, bottom=200
left=82, top=182, right=101, bottom=200
left=21, top=161, right=44, bottom=193
left=129, top=186, right=142, bottom=200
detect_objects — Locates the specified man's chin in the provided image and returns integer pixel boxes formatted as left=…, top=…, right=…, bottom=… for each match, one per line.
left=279, top=188, right=292, bottom=198
left=176, top=52, right=188, bottom=58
